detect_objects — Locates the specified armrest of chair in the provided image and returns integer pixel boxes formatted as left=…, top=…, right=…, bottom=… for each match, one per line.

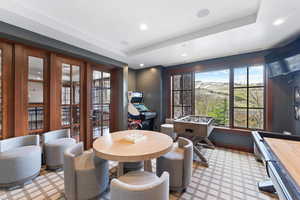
left=64, top=142, right=83, bottom=158
left=0, top=135, right=40, bottom=152
left=42, top=129, right=70, bottom=144
left=178, top=137, right=192, bottom=148
left=178, top=137, right=193, bottom=187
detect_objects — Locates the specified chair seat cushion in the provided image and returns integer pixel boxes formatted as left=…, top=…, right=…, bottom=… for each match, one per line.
left=162, top=146, right=184, bottom=161
left=75, top=151, right=107, bottom=170
left=74, top=152, right=109, bottom=200
left=118, top=171, right=159, bottom=185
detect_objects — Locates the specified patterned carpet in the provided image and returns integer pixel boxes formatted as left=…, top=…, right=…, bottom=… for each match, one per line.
left=0, top=148, right=278, bottom=200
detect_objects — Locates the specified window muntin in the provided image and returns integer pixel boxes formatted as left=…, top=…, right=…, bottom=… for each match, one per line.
left=92, top=71, right=111, bottom=139
left=27, top=56, right=45, bottom=131
left=61, top=63, right=81, bottom=141
left=195, top=69, right=230, bottom=127
left=233, top=65, right=265, bottom=130
left=170, top=64, right=265, bottom=130
left=171, top=73, right=193, bottom=119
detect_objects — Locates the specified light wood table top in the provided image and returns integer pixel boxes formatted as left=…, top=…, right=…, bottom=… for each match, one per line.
left=265, top=138, right=300, bottom=187
left=93, top=130, right=173, bottom=162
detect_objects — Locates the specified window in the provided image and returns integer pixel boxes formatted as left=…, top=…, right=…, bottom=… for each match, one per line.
left=27, top=56, right=45, bottom=132
left=91, top=71, right=111, bottom=139
left=61, top=63, right=81, bottom=141
left=233, top=65, right=265, bottom=129
left=195, top=70, right=230, bottom=126
left=170, top=64, right=265, bottom=130
left=171, top=73, right=193, bottom=118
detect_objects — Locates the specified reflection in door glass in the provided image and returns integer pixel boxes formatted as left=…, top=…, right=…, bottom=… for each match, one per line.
left=28, top=56, right=45, bottom=131
left=92, top=71, right=111, bottom=139
left=61, top=63, right=81, bottom=142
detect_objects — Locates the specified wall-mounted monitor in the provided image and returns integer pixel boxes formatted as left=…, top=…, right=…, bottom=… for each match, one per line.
left=285, top=54, right=300, bottom=73
left=268, top=61, right=285, bottom=78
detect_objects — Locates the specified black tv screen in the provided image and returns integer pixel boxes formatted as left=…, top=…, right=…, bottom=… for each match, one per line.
left=285, top=54, right=300, bottom=73
left=268, top=61, right=285, bottom=78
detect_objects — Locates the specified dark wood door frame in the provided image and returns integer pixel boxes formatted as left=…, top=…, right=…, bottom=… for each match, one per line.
left=85, top=64, right=115, bottom=149
left=14, top=45, right=50, bottom=136
left=0, top=41, right=13, bottom=139
left=54, top=55, right=85, bottom=142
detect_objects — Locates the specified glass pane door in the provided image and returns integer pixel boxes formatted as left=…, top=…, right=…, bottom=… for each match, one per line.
left=91, top=70, right=111, bottom=139
left=27, top=56, right=45, bottom=132
left=61, top=63, right=81, bottom=141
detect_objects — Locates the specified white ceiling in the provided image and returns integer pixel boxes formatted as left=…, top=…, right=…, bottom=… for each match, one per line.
left=0, top=0, right=300, bottom=69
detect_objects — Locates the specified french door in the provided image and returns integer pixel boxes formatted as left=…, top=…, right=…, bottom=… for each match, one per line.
left=57, top=57, right=84, bottom=142
left=90, top=68, right=111, bottom=140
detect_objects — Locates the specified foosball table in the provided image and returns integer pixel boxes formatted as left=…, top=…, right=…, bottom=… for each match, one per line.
left=174, top=115, right=215, bottom=167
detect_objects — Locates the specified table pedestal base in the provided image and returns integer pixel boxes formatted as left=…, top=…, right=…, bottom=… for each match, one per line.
left=117, top=162, right=124, bottom=177
left=144, top=160, right=153, bottom=172
left=117, top=160, right=153, bottom=177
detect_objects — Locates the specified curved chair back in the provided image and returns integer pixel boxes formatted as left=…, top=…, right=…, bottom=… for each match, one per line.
left=0, top=135, right=39, bottom=152
left=64, top=142, right=83, bottom=200
left=111, top=172, right=169, bottom=200
left=42, top=129, right=70, bottom=144
left=178, top=137, right=193, bottom=187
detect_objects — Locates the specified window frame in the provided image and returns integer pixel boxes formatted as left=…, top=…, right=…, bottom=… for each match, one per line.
left=169, top=64, right=266, bottom=131
left=171, top=72, right=194, bottom=119
left=91, top=71, right=111, bottom=139
left=26, top=52, right=49, bottom=134
left=59, top=60, right=82, bottom=142
left=232, top=65, right=266, bottom=130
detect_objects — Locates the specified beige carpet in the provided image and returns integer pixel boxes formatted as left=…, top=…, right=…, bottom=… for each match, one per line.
left=0, top=147, right=278, bottom=200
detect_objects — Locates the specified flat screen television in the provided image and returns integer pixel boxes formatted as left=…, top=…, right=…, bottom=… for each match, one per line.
left=268, top=61, right=286, bottom=78
left=285, top=54, right=300, bottom=73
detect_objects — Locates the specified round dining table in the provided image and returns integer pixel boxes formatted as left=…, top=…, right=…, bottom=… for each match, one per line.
left=93, top=130, right=173, bottom=176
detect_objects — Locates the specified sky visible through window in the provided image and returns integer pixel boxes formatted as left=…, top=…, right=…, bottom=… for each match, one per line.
left=195, top=70, right=229, bottom=83
left=195, top=69, right=230, bottom=126
left=195, top=66, right=264, bottom=84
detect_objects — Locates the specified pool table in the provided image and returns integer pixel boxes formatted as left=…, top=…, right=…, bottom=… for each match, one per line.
left=252, top=131, right=300, bottom=200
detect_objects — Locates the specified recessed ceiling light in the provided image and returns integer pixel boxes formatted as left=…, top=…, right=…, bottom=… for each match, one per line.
left=139, top=23, right=148, bottom=31
left=273, top=18, right=285, bottom=26
left=197, top=9, right=210, bottom=18
left=140, top=64, right=145, bottom=67
left=181, top=53, right=187, bottom=57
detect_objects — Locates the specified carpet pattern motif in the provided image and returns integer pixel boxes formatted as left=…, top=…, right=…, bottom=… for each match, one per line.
left=0, top=148, right=278, bottom=200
